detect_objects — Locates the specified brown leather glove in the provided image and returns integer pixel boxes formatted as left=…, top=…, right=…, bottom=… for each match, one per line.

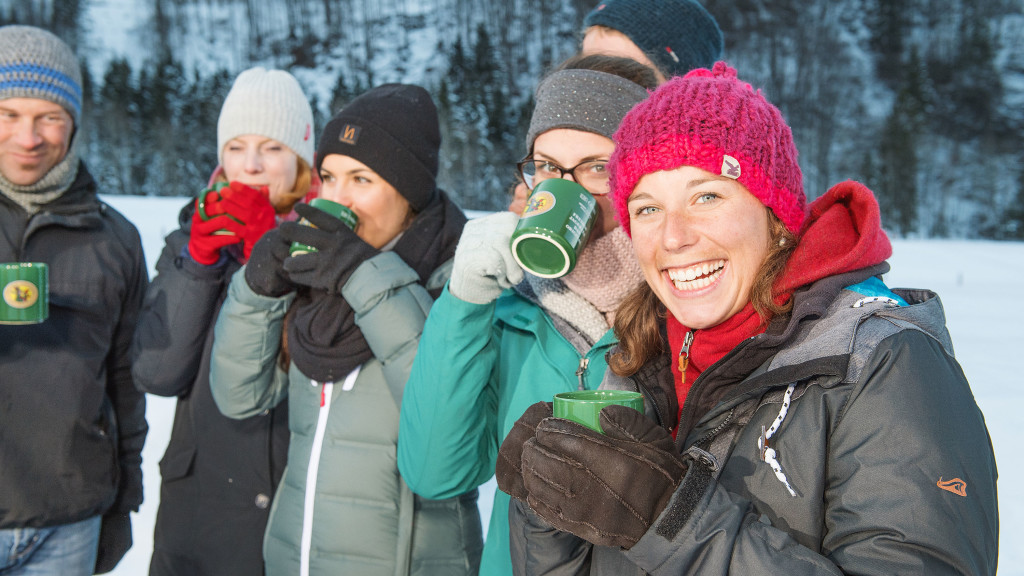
left=496, top=401, right=553, bottom=501
left=521, top=404, right=687, bottom=549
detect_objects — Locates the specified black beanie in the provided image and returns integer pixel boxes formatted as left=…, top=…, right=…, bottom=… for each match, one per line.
left=316, top=83, right=440, bottom=211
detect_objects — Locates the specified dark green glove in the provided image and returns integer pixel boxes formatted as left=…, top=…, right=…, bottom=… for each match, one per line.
left=496, top=401, right=553, bottom=502
left=244, top=226, right=296, bottom=297
left=278, top=202, right=378, bottom=294
left=521, top=404, right=687, bottom=549
left=93, top=512, right=132, bottom=574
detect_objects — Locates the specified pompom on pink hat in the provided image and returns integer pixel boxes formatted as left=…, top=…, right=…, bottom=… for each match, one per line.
left=610, top=62, right=806, bottom=236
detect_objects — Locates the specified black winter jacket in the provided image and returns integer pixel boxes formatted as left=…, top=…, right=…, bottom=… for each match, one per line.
left=510, top=266, right=999, bottom=575
left=0, top=163, right=148, bottom=529
left=131, top=199, right=289, bottom=576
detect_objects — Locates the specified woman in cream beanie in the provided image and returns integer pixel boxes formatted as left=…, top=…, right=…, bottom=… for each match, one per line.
left=132, top=66, right=314, bottom=576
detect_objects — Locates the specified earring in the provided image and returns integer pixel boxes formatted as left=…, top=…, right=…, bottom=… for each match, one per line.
left=779, top=238, right=787, bottom=246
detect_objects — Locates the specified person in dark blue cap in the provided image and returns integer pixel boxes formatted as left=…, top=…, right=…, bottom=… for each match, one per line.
left=581, top=0, right=724, bottom=82
left=508, top=0, right=723, bottom=213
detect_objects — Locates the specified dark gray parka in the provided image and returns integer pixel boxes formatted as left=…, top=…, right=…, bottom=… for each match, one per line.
left=510, top=266, right=999, bottom=575
left=131, top=199, right=289, bottom=576
left=0, top=164, right=148, bottom=529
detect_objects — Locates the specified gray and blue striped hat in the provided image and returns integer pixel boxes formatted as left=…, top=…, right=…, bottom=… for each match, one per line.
left=0, top=25, right=82, bottom=123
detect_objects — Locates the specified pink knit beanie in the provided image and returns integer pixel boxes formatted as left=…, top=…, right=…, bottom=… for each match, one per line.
left=610, top=62, right=805, bottom=236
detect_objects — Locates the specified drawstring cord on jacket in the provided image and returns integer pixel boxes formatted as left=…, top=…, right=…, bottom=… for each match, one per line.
left=758, top=383, right=798, bottom=497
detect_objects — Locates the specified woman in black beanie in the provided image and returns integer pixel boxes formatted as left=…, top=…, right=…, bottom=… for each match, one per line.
left=208, top=83, right=482, bottom=576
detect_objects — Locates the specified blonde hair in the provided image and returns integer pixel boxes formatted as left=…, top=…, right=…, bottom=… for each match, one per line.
left=609, top=209, right=797, bottom=376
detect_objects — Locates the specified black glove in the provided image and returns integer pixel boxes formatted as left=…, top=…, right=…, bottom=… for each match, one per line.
left=93, top=512, right=132, bottom=574
left=278, top=202, right=378, bottom=294
left=521, top=404, right=687, bottom=549
left=244, top=226, right=296, bottom=297
left=496, top=401, right=552, bottom=502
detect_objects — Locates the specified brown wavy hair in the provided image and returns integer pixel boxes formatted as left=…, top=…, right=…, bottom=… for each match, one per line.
left=609, top=208, right=797, bottom=376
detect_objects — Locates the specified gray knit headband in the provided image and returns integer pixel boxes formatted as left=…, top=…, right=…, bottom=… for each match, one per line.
left=525, top=69, right=649, bottom=151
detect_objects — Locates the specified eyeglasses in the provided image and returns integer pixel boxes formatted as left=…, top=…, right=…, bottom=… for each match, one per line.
left=516, top=157, right=610, bottom=195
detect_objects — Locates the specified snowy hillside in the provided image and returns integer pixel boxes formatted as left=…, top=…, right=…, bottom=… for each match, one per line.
left=3, top=0, right=1022, bottom=232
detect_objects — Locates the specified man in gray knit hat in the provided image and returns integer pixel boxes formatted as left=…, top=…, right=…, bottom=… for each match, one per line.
left=0, top=24, right=148, bottom=576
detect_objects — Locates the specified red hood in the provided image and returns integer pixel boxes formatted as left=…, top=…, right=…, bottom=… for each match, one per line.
left=780, top=180, right=892, bottom=293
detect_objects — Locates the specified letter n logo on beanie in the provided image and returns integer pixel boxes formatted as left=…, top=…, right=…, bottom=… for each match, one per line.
left=340, top=124, right=361, bottom=145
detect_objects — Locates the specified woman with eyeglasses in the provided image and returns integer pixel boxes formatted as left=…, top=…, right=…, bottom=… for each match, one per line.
left=397, top=53, right=659, bottom=576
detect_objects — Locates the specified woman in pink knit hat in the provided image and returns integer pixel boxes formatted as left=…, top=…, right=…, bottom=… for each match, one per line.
left=496, top=62, right=998, bottom=575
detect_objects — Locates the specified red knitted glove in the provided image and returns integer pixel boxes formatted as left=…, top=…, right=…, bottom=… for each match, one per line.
left=218, top=181, right=276, bottom=261
left=188, top=186, right=245, bottom=265
left=188, top=182, right=276, bottom=265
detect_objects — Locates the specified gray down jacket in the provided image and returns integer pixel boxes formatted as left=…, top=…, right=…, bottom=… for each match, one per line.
left=210, top=251, right=482, bottom=576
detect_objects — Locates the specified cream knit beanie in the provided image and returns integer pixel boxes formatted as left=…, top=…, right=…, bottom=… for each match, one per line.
left=217, top=67, right=314, bottom=166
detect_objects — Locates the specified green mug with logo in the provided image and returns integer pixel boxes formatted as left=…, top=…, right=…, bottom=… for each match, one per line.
left=1, top=262, right=49, bottom=324
left=553, top=390, right=644, bottom=434
left=510, top=178, right=597, bottom=278
left=290, top=198, right=359, bottom=256
left=196, top=181, right=245, bottom=236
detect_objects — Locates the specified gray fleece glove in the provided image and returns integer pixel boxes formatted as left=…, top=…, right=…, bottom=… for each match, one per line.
left=449, top=211, right=524, bottom=304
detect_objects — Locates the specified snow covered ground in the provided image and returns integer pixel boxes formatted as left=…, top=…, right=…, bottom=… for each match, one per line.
left=105, top=195, right=1022, bottom=575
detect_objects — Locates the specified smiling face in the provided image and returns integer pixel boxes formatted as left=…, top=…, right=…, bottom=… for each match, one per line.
left=221, top=134, right=302, bottom=214
left=317, top=154, right=412, bottom=249
left=0, top=98, right=74, bottom=186
left=532, top=128, right=619, bottom=238
left=626, top=164, right=772, bottom=329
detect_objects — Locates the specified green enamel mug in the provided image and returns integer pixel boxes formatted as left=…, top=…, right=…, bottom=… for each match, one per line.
left=290, top=198, right=359, bottom=256
left=553, top=390, right=644, bottom=434
left=510, top=178, right=597, bottom=278
left=196, top=181, right=245, bottom=236
left=0, top=262, right=49, bottom=324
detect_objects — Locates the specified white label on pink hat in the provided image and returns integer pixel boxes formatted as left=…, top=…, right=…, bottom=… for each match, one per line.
left=721, top=155, right=741, bottom=179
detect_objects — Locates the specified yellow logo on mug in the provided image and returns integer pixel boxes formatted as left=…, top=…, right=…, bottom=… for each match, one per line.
left=3, top=280, right=39, bottom=309
left=522, top=191, right=556, bottom=217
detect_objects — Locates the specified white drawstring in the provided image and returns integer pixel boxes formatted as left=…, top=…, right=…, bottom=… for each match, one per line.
left=852, top=296, right=901, bottom=308
left=758, top=383, right=798, bottom=497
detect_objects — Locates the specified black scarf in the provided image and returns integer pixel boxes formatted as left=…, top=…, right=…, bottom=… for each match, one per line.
left=287, top=190, right=466, bottom=382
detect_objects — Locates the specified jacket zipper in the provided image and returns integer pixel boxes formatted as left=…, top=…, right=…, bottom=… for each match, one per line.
left=300, top=366, right=360, bottom=576
left=575, top=357, right=589, bottom=390
left=676, top=334, right=759, bottom=442
left=678, top=330, right=694, bottom=381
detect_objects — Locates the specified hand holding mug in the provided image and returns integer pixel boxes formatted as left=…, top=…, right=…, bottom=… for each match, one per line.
left=189, top=181, right=275, bottom=264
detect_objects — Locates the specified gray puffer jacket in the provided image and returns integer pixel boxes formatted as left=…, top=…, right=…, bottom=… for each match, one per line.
left=210, top=250, right=482, bottom=576
left=510, top=267, right=998, bottom=575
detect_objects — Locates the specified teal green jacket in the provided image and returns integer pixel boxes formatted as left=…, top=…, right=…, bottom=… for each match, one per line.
left=398, top=284, right=619, bottom=576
